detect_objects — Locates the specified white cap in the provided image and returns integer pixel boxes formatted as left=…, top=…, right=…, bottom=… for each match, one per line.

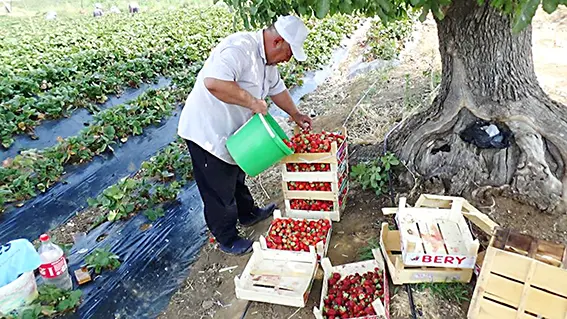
left=274, top=15, right=309, bottom=62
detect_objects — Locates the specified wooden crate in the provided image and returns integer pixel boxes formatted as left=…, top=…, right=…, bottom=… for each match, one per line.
left=467, top=228, right=567, bottom=319
left=259, top=209, right=332, bottom=261
left=380, top=222, right=474, bottom=285
left=234, top=242, right=318, bottom=308
left=313, top=249, right=390, bottom=319
left=282, top=127, right=349, bottom=222
left=392, top=196, right=480, bottom=268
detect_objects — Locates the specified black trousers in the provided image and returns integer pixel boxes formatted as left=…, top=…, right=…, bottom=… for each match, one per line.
left=186, top=140, right=257, bottom=246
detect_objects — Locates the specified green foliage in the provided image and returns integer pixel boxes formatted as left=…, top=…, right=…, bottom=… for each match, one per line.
left=6, top=285, right=82, bottom=319
left=364, top=17, right=414, bottom=61
left=358, top=238, right=381, bottom=260
left=415, top=281, right=471, bottom=303
left=350, top=152, right=400, bottom=196
left=227, top=0, right=565, bottom=35
left=85, top=247, right=121, bottom=274
left=86, top=139, right=189, bottom=223
left=143, top=207, right=166, bottom=222
left=141, top=139, right=193, bottom=182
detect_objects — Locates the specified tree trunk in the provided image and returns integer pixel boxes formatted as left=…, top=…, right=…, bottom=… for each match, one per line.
left=389, top=0, right=567, bottom=213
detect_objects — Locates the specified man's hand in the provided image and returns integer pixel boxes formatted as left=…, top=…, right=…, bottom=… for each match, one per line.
left=291, top=112, right=313, bottom=130
left=250, top=98, right=268, bottom=115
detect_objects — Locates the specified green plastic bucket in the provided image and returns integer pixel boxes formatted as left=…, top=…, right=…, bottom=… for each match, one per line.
left=226, top=113, right=294, bottom=177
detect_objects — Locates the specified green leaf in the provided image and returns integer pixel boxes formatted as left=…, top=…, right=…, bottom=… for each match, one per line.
left=419, top=4, right=430, bottom=22
left=315, top=0, right=331, bottom=18
left=377, top=0, right=392, bottom=13
left=87, top=198, right=98, bottom=207
left=103, top=126, right=115, bottom=138
left=512, top=0, right=541, bottom=33
left=297, top=5, right=309, bottom=15
left=542, top=0, right=559, bottom=13
left=102, top=197, right=112, bottom=207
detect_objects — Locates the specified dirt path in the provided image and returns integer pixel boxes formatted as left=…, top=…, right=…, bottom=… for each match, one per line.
left=160, top=9, right=567, bottom=319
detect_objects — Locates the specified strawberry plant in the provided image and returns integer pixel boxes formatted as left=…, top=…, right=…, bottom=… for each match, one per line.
left=265, top=218, right=331, bottom=252
left=85, top=139, right=191, bottom=223
left=141, top=139, right=193, bottom=182
left=323, top=269, right=385, bottom=318
left=363, top=17, right=415, bottom=62
left=350, top=152, right=400, bottom=196
left=5, top=285, right=82, bottom=319
left=85, top=247, right=121, bottom=274
left=143, top=207, right=166, bottom=222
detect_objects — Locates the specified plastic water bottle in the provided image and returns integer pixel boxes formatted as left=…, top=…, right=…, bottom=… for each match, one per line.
left=38, top=234, right=73, bottom=290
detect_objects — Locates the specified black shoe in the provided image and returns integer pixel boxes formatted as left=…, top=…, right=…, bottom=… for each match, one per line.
left=218, top=238, right=253, bottom=256
left=240, top=203, right=277, bottom=227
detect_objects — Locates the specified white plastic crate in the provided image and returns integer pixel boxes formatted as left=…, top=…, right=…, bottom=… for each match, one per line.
left=259, top=210, right=332, bottom=261
left=313, top=249, right=390, bottom=319
left=234, top=242, right=318, bottom=308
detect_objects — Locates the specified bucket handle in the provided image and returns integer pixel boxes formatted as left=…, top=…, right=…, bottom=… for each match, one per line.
left=259, top=114, right=276, bottom=139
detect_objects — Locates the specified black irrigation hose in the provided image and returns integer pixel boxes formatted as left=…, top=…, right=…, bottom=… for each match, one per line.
left=383, top=122, right=417, bottom=319
left=406, top=284, right=418, bottom=319
left=240, top=301, right=251, bottom=319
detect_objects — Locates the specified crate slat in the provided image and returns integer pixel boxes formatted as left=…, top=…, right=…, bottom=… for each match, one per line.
left=438, top=221, right=467, bottom=255
left=475, top=299, right=519, bottom=319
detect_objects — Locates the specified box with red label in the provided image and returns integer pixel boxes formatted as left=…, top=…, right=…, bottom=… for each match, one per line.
left=393, top=196, right=480, bottom=269
left=281, top=127, right=349, bottom=222
left=234, top=242, right=318, bottom=308
left=313, top=249, right=390, bottom=319
left=380, top=222, right=474, bottom=285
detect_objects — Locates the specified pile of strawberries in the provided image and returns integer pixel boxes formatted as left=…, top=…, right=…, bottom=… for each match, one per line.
left=290, top=199, right=334, bottom=211
left=265, top=218, right=331, bottom=252
left=286, top=163, right=332, bottom=172
left=287, top=181, right=332, bottom=191
left=323, top=269, right=385, bottom=319
left=287, top=175, right=346, bottom=192
left=283, top=130, right=346, bottom=154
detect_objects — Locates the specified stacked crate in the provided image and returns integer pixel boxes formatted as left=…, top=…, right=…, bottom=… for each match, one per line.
left=281, top=128, right=349, bottom=222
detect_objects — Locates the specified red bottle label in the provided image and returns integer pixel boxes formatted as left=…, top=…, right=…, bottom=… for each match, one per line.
left=39, top=255, right=67, bottom=278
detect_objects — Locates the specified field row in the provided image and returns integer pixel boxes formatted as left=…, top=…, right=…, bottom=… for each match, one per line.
left=0, top=12, right=361, bottom=211
left=0, top=8, right=359, bottom=149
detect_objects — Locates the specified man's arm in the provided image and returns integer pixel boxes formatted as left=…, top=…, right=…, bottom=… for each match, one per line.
left=204, top=78, right=267, bottom=115
left=270, top=88, right=312, bottom=129
left=202, top=47, right=268, bottom=114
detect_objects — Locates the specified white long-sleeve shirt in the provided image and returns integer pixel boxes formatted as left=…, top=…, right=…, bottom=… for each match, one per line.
left=177, top=30, right=287, bottom=165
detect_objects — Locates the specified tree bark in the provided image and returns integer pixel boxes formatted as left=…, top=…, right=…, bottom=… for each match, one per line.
left=389, top=0, right=567, bottom=213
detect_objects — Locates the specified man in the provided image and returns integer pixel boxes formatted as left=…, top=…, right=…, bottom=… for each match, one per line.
left=177, top=15, right=313, bottom=255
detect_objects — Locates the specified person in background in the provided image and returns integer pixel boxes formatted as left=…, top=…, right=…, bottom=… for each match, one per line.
left=93, top=3, right=104, bottom=17
left=128, top=2, right=139, bottom=14
left=177, top=15, right=313, bottom=255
